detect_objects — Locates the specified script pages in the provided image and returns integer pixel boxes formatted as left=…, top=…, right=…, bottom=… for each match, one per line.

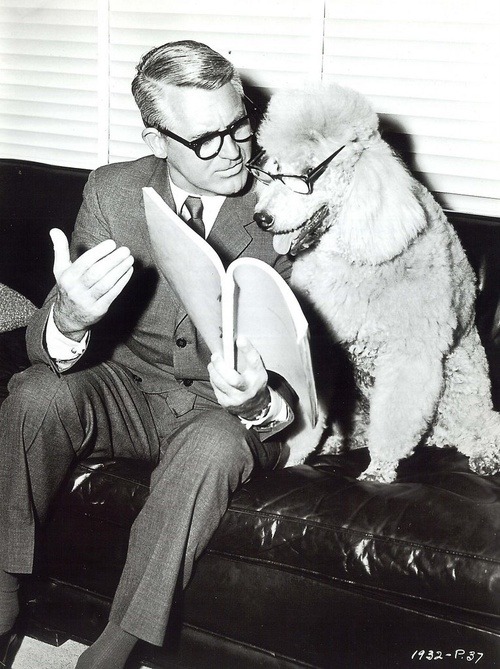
left=142, top=186, right=318, bottom=425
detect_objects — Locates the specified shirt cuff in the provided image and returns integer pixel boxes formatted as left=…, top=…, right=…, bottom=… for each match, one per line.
left=239, top=387, right=288, bottom=429
left=46, top=305, right=89, bottom=371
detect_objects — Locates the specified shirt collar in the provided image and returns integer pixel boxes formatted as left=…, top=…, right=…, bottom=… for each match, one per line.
left=169, top=175, right=225, bottom=238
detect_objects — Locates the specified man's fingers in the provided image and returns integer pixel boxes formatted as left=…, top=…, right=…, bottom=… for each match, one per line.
left=236, top=336, right=263, bottom=370
left=50, top=228, right=126, bottom=290
left=95, top=265, right=134, bottom=309
left=208, top=363, right=232, bottom=395
left=209, top=357, right=245, bottom=393
left=71, top=239, right=120, bottom=277
left=83, top=247, right=134, bottom=293
left=50, top=228, right=71, bottom=281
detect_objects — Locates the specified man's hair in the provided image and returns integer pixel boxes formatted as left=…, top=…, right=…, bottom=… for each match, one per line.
left=132, top=40, right=244, bottom=129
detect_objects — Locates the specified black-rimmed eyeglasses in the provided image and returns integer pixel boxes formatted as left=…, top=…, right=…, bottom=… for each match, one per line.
left=246, top=145, right=345, bottom=194
left=156, top=114, right=253, bottom=160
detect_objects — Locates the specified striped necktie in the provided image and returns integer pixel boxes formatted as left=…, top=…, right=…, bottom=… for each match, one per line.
left=184, top=196, right=205, bottom=238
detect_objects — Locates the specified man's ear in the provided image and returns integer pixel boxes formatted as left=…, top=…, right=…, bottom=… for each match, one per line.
left=142, top=128, right=168, bottom=159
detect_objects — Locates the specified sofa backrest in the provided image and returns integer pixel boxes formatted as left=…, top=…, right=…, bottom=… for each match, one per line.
left=0, top=159, right=90, bottom=306
left=0, top=158, right=498, bottom=406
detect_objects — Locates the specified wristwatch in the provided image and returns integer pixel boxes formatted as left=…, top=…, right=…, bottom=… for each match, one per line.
left=239, top=387, right=272, bottom=425
left=243, top=396, right=272, bottom=423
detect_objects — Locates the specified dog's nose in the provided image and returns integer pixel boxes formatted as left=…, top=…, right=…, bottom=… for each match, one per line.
left=253, top=211, right=275, bottom=230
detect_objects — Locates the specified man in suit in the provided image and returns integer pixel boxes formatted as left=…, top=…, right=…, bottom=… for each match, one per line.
left=0, top=40, right=294, bottom=669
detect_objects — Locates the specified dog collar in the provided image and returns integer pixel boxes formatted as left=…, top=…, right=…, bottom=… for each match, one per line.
left=289, top=204, right=331, bottom=256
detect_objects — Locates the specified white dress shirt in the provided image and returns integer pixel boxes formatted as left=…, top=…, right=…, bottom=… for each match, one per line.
left=169, top=179, right=225, bottom=237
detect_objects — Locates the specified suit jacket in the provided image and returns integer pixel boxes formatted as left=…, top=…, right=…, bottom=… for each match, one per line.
left=27, top=155, right=293, bottom=434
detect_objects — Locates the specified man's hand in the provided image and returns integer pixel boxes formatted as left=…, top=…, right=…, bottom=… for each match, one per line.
left=208, top=337, right=270, bottom=419
left=50, top=228, right=134, bottom=341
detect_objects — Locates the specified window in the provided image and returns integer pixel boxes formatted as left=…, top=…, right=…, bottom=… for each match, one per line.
left=0, top=1, right=99, bottom=168
left=107, top=0, right=322, bottom=163
left=1, top=0, right=498, bottom=216
left=323, top=0, right=500, bottom=215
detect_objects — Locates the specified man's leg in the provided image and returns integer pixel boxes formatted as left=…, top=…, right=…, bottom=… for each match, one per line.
left=77, top=408, right=281, bottom=668
left=0, top=362, right=159, bottom=636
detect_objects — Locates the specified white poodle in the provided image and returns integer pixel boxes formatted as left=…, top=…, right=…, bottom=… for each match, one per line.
left=250, top=83, right=500, bottom=483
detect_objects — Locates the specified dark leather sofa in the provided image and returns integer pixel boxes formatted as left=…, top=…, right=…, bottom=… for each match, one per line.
left=1, top=158, right=499, bottom=668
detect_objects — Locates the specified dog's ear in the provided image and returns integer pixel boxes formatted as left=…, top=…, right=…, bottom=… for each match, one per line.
left=336, top=142, right=427, bottom=264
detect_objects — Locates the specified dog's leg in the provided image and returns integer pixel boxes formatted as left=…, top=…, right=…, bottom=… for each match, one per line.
left=284, top=405, right=328, bottom=466
left=429, top=327, right=500, bottom=476
left=322, top=393, right=369, bottom=455
left=360, top=344, right=444, bottom=482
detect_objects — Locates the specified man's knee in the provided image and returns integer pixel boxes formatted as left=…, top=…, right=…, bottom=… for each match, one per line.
left=195, top=411, right=283, bottom=472
left=181, top=410, right=269, bottom=477
left=5, top=364, right=72, bottom=417
left=191, top=409, right=252, bottom=447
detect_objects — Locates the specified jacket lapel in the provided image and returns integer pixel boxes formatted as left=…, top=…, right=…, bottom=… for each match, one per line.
left=207, top=190, right=256, bottom=267
left=129, top=157, right=175, bottom=255
left=148, top=158, right=175, bottom=207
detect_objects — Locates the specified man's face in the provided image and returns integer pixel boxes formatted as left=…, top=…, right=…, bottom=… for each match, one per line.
left=157, top=83, right=252, bottom=196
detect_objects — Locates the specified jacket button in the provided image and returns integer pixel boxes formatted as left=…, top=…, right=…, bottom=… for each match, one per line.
left=182, top=379, right=193, bottom=387
left=176, top=337, right=187, bottom=348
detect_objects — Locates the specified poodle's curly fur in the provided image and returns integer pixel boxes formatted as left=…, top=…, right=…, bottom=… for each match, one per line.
left=254, top=83, right=500, bottom=482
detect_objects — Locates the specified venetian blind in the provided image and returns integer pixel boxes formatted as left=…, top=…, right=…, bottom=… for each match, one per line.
left=107, top=0, right=324, bottom=163
left=323, top=0, right=500, bottom=216
left=0, top=0, right=100, bottom=168
left=0, top=0, right=498, bottom=216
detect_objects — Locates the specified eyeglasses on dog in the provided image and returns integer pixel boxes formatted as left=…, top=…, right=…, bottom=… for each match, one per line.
left=246, top=145, right=345, bottom=194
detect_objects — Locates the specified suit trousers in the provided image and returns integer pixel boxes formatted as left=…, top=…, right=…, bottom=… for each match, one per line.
left=0, top=361, right=282, bottom=646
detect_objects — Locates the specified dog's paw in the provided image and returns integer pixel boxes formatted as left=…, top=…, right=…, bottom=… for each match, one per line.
left=359, top=460, right=399, bottom=483
left=468, top=450, right=500, bottom=477
left=321, top=434, right=345, bottom=455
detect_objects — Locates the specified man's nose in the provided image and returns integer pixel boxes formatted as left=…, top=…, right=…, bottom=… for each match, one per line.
left=253, top=211, right=274, bottom=230
left=219, top=133, right=241, bottom=160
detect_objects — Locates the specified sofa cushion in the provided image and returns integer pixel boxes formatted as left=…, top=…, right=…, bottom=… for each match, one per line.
left=226, top=449, right=500, bottom=620
left=40, top=447, right=500, bottom=630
